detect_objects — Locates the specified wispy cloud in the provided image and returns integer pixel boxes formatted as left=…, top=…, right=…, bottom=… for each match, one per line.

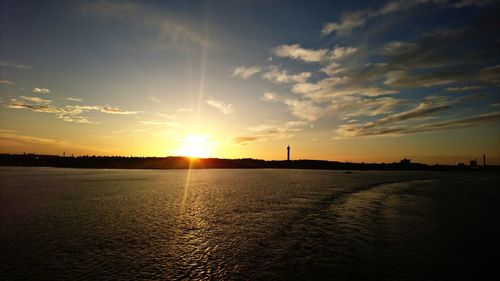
left=384, top=70, right=464, bottom=88
left=0, top=61, right=32, bottom=70
left=148, top=96, right=163, bottom=103
left=63, top=97, right=83, bottom=102
left=138, top=120, right=179, bottom=127
left=0, top=80, right=14, bottom=85
left=19, top=96, right=51, bottom=104
left=237, top=120, right=312, bottom=144
left=446, top=85, right=483, bottom=92
left=261, top=92, right=277, bottom=101
left=232, top=136, right=266, bottom=145
left=321, top=0, right=496, bottom=38
left=284, top=99, right=324, bottom=121
left=82, top=0, right=208, bottom=47
left=66, top=105, right=138, bottom=115
left=177, top=107, right=194, bottom=112
left=6, top=99, right=96, bottom=124
left=450, top=0, right=498, bottom=8
left=206, top=98, right=234, bottom=115
left=262, top=66, right=311, bottom=84
left=274, top=44, right=329, bottom=63
left=3, top=96, right=140, bottom=124
left=337, top=111, right=500, bottom=137
left=0, top=130, right=65, bottom=145
left=479, top=64, right=500, bottom=85
left=32, top=87, right=50, bottom=94
left=0, top=129, right=103, bottom=154
left=332, top=96, right=405, bottom=118
left=335, top=96, right=464, bottom=137
left=231, top=66, right=262, bottom=79
left=380, top=27, right=499, bottom=69
left=99, top=106, right=138, bottom=115
left=321, top=12, right=365, bottom=36
left=273, top=44, right=357, bottom=63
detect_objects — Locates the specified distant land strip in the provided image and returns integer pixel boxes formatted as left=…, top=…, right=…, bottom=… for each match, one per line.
left=1, top=154, right=497, bottom=171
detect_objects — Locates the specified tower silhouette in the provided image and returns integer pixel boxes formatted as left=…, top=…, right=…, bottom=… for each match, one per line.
left=287, top=145, right=290, bottom=161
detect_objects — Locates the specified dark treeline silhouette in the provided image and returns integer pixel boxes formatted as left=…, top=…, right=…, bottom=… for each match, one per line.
left=1, top=153, right=497, bottom=171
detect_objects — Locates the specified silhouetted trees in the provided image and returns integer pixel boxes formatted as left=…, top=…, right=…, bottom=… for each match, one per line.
left=1, top=153, right=496, bottom=171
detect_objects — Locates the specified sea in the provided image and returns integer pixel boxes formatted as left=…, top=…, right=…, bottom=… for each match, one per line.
left=1, top=167, right=499, bottom=280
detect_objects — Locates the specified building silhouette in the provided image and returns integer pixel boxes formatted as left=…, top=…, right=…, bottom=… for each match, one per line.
left=287, top=145, right=290, bottom=161
left=400, top=158, right=411, bottom=164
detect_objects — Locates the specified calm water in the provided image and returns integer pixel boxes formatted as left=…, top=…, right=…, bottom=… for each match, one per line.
left=1, top=167, right=499, bottom=280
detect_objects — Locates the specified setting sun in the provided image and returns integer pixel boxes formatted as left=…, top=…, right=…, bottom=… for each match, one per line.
left=174, top=134, right=214, bottom=158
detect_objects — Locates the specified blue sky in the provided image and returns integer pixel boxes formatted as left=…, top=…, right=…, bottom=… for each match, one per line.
left=1, top=0, right=499, bottom=163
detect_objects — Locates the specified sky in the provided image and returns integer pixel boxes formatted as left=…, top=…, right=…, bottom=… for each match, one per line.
left=1, top=0, right=499, bottom=164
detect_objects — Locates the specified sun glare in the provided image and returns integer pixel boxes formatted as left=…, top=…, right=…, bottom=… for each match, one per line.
left=175, top=134, right=213, bottom=158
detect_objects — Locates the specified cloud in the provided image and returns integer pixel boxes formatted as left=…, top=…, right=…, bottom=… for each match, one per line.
left=262, top=66, right=311, bottom=84
left=332, top=96, right=405, bottom=118
left=0, top=80, right=14, bottom=85
left=6, top=99, right=96, bottom=124
left=291, top=77, right=350, bottom=99
left=451, top=0, right=498, bottom=8
left=320, top=0, right=476, bottom=37
left=291, top=74, right=397, bottom=101
left=240, top=119, right=312, bottom=144
left=148, top=96, right=163, bottom=103
left=138, top=120, right=179, bottom=127
left=321, top=12, right=365, bottom=36
left=99, top=106, right=138, bottom=114
left=381, top=26, right=500, bottom=69
left=19, top=96, right=51, bottom=104
left=0, top=130, right=63, bottom=145
left=274, top=44, right=329, bottom=63
left=0, top=61, right=32, bottom=70
left=66, top=105, right=138, bottom=115
left=32, top=87, right=50, bottom=94
left=376, top=0, right=447, bottom=16
left=320, top=63, right=346, bottom=75
left=233, top=136, right=266, bottom=144
left=206, top=98, right=234, bottom=115
left=3, top=96, right=139, bottom=124
left=251, top=0, right=499, bottom=141
left=382, top=41, right=419, bottom=56
left=335, top=96, right=460, bottom=137
left=0, top=129, right=103, bottom=154
left=373, top=96, right=453, bottom=123
left=446, top=85, right=483, bottom=92
left=337, top=111, right=500, bottom=137
left=321, top=0, right=498, bottom=38
left=8, top=99, right=62, bottom=113
left=261, top=92, right=278, bottom=101
left=384, top=70, right=465, bottom=88
left=177, top=107, right=193, bottom=112
left=273, top=44, right=357, bottom=63
left=330, top=46, right=358, bottom=60
left=63, top=97, right=83, bottom=102
left=82, top=0, right=208, bottom=47
left=478, top=64, right=500, bottom=85
left=284, top=99, right=324, bottom=121
left=231, top=66, right=261, bottom=79
left=57, top=115, right=96, bottom=124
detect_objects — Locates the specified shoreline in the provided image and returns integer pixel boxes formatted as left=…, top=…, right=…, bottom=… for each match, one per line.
left=1, top=153, right=497, bottom=172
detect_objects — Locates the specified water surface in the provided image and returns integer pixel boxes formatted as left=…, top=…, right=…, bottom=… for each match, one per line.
left=1, top=167, right=499, bottom=280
